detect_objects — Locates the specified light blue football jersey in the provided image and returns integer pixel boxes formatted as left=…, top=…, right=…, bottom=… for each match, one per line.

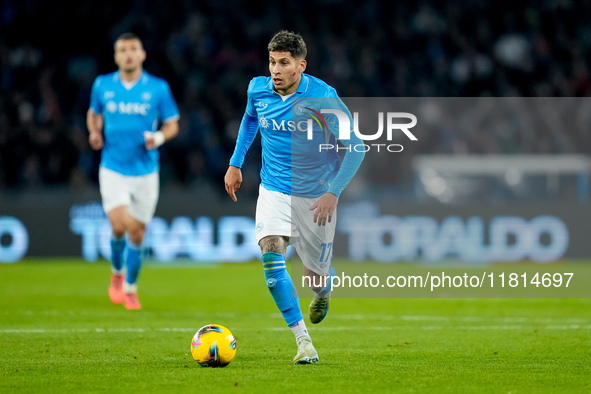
left=230, top=73, right=364, bottom=197
left=89, top=71, right=180, bottom=176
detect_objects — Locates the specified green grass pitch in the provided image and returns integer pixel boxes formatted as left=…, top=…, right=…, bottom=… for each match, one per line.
left=1, top=259, right=590, bottom=393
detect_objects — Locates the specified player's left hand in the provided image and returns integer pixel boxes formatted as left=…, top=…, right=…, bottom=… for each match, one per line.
left=143, top=131, right=165, bottom=150
left=310, top=193, right=338, bottom=226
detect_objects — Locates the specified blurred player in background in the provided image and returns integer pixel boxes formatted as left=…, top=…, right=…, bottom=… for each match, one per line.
left=87, top=33, right=180, bottom=310
left=224, top=31, right=364, bottom=364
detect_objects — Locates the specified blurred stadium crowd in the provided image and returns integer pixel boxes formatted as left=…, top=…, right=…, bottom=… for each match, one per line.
left=1, top=0, right=590, bottom=197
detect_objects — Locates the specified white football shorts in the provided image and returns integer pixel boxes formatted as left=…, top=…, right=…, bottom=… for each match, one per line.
left=255, top=184, right=336, bottom=275
left=99, top=167, right=159, bottom=224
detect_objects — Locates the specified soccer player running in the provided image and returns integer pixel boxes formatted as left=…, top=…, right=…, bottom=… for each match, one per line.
left=224, top=31, right=364, bottom=364
left=87, top=33, right=180, bottom=310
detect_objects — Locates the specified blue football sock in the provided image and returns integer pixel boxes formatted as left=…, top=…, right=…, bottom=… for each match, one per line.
left=262, top=252, right=303, bottom=327
left=316, top=266, right=337, bottom=297
left=110, top=235, right=126, bottom=273
left=125, top=241, right=143, bottom=286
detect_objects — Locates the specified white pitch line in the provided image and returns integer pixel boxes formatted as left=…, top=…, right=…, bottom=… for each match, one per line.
left=0, top=327, right=197, bottom=334
left=2, top=324, right=591, bottom=334
left=338, top=314, right=591, bottom=324
left=5, top=311, right=590, bottom=325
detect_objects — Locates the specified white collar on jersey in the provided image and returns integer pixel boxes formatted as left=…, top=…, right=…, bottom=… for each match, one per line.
left=114, top=71, right=147, bottom=90
left=278, top=92, right=295, bottom=101
left=121, top=79, right=139, bottom=90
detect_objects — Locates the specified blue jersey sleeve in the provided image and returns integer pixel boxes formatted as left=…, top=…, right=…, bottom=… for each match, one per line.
left=229, top=80, right=259, bottom=168
left=323, top=92, right=353, bottom=136
left=89, top=77, right=103, bottom=114
left=229, top=112, right=258, bottom=168
left=158, top=81, right=180, bottom=123
left=325, top=89, right=365, bottom=197
left=244, top=79, right=257, bottom=117
left=328, top=143, right=365, bottom=197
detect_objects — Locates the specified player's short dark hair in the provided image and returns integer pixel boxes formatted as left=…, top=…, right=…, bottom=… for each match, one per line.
left=268, top=30, right=307, bottom=59
left=114, top=32, right=142, bottom=48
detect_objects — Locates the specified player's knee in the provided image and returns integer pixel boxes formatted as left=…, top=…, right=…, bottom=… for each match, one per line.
left=308, top=278, right=324, bottom=292
left=128, top=228, right=145, bottom=244
left=259, top=236, right=288, bottom=255
left=111, top=224, right=126, bottom=237
left=305, top=271, right=327, bottom=292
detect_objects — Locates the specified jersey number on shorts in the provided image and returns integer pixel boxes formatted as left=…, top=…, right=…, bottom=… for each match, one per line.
left=319, top=242, right=333, bottom=263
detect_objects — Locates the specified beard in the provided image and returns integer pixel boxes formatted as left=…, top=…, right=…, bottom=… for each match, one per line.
left=122, top=65, right=138, bottom=74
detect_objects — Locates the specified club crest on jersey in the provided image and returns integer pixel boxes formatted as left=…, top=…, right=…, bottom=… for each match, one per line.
left=141, top=92, right=152, bottom=101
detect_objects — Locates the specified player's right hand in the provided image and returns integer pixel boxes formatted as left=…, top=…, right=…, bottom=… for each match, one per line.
left=224, top=166, right=242, bottom=202
left=89, top=132, right=104, bottom=150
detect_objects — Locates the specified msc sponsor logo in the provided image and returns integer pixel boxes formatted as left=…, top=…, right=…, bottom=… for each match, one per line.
left=259, top=116, right=313, bottom=133
left=106, top=101, right=151, bottom=115
left=259, top=114, right=270, bottom=129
